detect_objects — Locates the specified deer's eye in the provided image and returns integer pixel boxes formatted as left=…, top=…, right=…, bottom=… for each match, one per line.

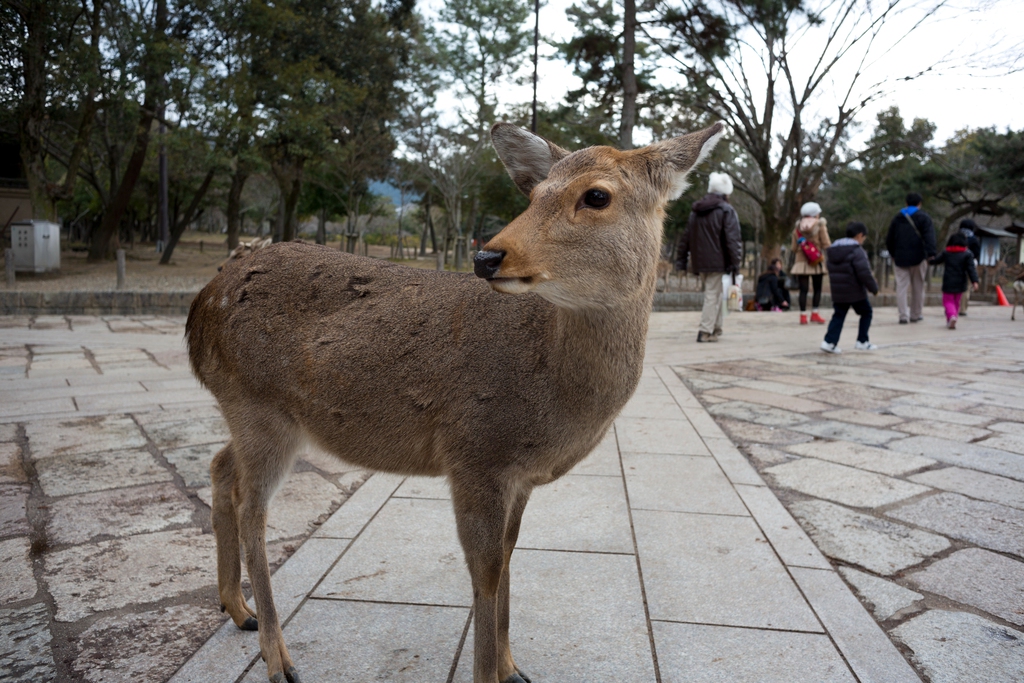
left=580, top=189, right=610, bottom=209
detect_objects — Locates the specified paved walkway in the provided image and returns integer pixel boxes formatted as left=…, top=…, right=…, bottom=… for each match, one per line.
left=1, top=306, right=1022, bottom=682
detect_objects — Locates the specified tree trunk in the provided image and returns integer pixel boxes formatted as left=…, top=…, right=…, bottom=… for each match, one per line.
left=619, top=0, right=638, bottom=150
left=225, top=168, right=247, bottom=249
left=160, top=167, right=216, bottom=264
left=88, top=0, right=168, bottom=262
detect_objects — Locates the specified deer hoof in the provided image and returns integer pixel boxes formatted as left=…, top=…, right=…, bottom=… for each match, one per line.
left=270, top=673, right=286, bottom=683
left=502, top=673, right=529, bottom=683
left=285, top=666, right=301, bottom=683
left=241, top=616, right=259, bottom=631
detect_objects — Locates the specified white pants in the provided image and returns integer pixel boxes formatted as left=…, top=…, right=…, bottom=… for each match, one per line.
left=699, top=272, right=725, bottom=334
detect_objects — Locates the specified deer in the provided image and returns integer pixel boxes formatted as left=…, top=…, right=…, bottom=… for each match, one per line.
left=218, top=237, right=274, bottom=271
left=185, top=120, right=724, bottom=683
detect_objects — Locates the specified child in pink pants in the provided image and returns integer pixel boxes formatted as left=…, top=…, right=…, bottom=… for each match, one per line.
left=931, top=232, right=979, bottom=329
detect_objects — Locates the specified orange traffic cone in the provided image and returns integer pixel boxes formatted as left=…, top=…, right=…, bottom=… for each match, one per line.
left=996, top=285, right=1010, bottom=306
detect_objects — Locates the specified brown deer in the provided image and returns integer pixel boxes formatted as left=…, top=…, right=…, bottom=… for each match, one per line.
left=185, top=121, right=724, bottom=683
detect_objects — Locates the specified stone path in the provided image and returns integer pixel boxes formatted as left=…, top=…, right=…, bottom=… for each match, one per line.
left=2, top=306, right=1022, bottom=682
left=0, top=315, right=366, bottom=682
left=660, top=305, right=1024, bottom=682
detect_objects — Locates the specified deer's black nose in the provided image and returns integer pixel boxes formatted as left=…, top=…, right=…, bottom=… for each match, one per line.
left=474, top=250, right=505, bottom=279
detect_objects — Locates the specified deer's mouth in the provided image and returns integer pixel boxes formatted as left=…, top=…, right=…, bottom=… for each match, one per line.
left=488, top=276, right=537, bottom=294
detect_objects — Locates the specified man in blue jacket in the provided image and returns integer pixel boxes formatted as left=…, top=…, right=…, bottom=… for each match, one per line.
left=885, top=192, right=937, bottom=323
left=821, top=222, right=880, bottom=354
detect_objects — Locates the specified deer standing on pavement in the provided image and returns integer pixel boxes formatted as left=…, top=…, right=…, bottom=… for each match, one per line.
left=186, top=121, right=724, bottom=683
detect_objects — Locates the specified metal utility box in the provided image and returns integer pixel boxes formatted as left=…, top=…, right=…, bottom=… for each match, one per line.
left=11, top=220, right=60, bottom=272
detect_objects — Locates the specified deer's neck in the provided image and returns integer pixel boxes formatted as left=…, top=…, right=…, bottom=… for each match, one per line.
left=551, top=288, right=652, bottom=408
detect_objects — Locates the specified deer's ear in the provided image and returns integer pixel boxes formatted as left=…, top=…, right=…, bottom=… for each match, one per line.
left=647, top=122, right=726, bottom=200
left=491, top=123, right=571, bottom=196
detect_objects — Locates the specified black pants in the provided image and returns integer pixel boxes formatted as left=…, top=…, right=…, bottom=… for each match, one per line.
left=824, top=299, right=872, bottom=345
left=798, top=274, right=823, bottom=311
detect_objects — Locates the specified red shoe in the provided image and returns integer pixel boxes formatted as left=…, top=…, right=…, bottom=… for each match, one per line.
left=810, top=312, right=826, bottom=324
left=800, top=314, right=808, bottom=325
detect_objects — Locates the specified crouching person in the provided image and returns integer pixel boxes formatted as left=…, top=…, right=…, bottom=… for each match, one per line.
left=821, top=222, right=880, bottom=354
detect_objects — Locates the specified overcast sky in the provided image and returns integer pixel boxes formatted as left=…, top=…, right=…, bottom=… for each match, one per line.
left=431, top=0, right=1024, bottom=148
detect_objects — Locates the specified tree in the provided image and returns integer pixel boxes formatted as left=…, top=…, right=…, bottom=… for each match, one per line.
left=651, top=0, right=948, bottom=251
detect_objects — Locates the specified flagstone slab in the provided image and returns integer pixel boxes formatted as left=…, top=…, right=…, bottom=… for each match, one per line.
left=45, top=528, right=217, bottom=622
left=716, top=418, right=814, bottom=445
left=143, top=417, right=230, bottom=450
left=706, top=387, right=829, bottom=413
left=0, top=485, right=30, bottom=537
left=25, top=414, right=148, bottom=459
left=799, top=385, right=905, bottom=411
left=909, top=467, right=1024, bottom=510
left=837, top=566, right=923, bottom=621
left=893, top=420, right=991, bottom=442
left=735, top=484, right=830, bottom=570
left=393, top=476, right=451, bottom=500
left=731, top=379, right=821, bottom=396
left=968, top=403, right=1024, bottom=423
left=653, top=622, right=854, bottom=683
left=241, top=600, right=468, bottom=683
left=261, top=472, right=347, bottom=543
left=886, top=404, right=988, bottom=426
left=789, top=499, right=949, bottom=575
left=704, top=436, right=765, bottom=485
left=790, top=420, right=906, bottom=446
left=907, top=548, right=1024, bottom=626
left=163, top=442, right=224, bottom=489
left=888, top=435, right=1024, bottom=482
left=614, top=417, right=708, bottom=455
left=517, top=475, right=634, bottom=553
left=618, top=392, right=687, bottom=419
left=0, top=538, right=36, bottom=606
left=785, top=440, right=934, bottom=476
left=887, top=492, right=1024, bottom=556
left=707, top=401, right=811, bottom=428
left=791, top=567, right=922, bottom=683
left=891, top=610, right=1024, bottom=683
left=0, top=603, right=55, bottom=682
left=765, top=458, right=928, bottom=509
left=453, top=549, right=656, bottom=683
left=47, top=482, right=195, bottom=545
left=621, top=453, right=747, bottom=516
left=72, top=603, right=225, bottom=683
left=313, top=497, right=471, bottom=607
left=35, top=448, right=171, bottom=498
left=632, top=509, right=821, bottom=631
left=744, top=443, right=795, bottom=468
left=979, top=433, right=1024, bottom=455
left=0, top=443, right=24, bottom=484
left=818, top=409, right=904, bottom=428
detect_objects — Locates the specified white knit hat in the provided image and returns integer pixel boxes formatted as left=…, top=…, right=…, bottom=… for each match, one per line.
left=707, top=172, right=733, bottom=196
left=800, top=202, right=822, bottom=217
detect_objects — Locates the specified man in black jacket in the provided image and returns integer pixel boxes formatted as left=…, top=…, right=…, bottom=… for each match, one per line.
left=821, top=222, right=880, bottom=353
left=676, top=172, right=743, bottom=342
left=885, top=192, right=937, bottom=323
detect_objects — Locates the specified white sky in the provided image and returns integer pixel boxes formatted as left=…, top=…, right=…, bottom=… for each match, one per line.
left=428, top=0, right=1024, bottom=149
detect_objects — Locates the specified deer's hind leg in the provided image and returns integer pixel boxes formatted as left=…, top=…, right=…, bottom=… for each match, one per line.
left=211, top=442, right=257, bottom=631
left=228, top=413, right=303, bottom=683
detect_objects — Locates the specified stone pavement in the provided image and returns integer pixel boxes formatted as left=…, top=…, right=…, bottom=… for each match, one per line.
left=1, top=306, right=1022, bottom=682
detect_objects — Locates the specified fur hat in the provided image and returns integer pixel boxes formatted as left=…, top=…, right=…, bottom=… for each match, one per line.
left=707, top=172, right=733, bottom=196
left=800, top=202, right=822, bottom=217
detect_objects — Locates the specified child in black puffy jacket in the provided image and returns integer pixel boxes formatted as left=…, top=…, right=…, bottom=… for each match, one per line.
left=931, top=231, right=979, bottom=329
left=820, top=222, right=879, bottom=353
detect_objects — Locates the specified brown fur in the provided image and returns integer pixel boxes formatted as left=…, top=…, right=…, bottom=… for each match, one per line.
left=186, top=121, right=724, bottom=683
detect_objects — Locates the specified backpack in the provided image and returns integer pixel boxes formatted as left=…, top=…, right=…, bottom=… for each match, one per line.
left=795, top=221, right=824, bottom=266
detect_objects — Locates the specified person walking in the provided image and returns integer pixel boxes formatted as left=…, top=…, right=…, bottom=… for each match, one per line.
left=956, top=218, right=982, bottom=316
left=931, top=231, right=979, bottom=329
left=676, top=172, right=743, bottom=342
left=820, top=222, right=879, bottom=354
left=790, top=202, right=831, bottom=325
left=886, top=192, right=937, bottom=323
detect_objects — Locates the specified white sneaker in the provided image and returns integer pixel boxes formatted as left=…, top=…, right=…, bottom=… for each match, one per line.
left=820, top=341, right=842, bottom=354
left=854, top=341, right=878, bottom=350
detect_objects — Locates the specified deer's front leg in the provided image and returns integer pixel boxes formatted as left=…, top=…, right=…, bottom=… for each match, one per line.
left=452, top=477, right=528, bottom=683
left=497, top=487, right=533, bottom=683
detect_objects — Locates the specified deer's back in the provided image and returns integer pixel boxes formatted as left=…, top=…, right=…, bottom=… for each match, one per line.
left=187, top=242, right=624, bottom=479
